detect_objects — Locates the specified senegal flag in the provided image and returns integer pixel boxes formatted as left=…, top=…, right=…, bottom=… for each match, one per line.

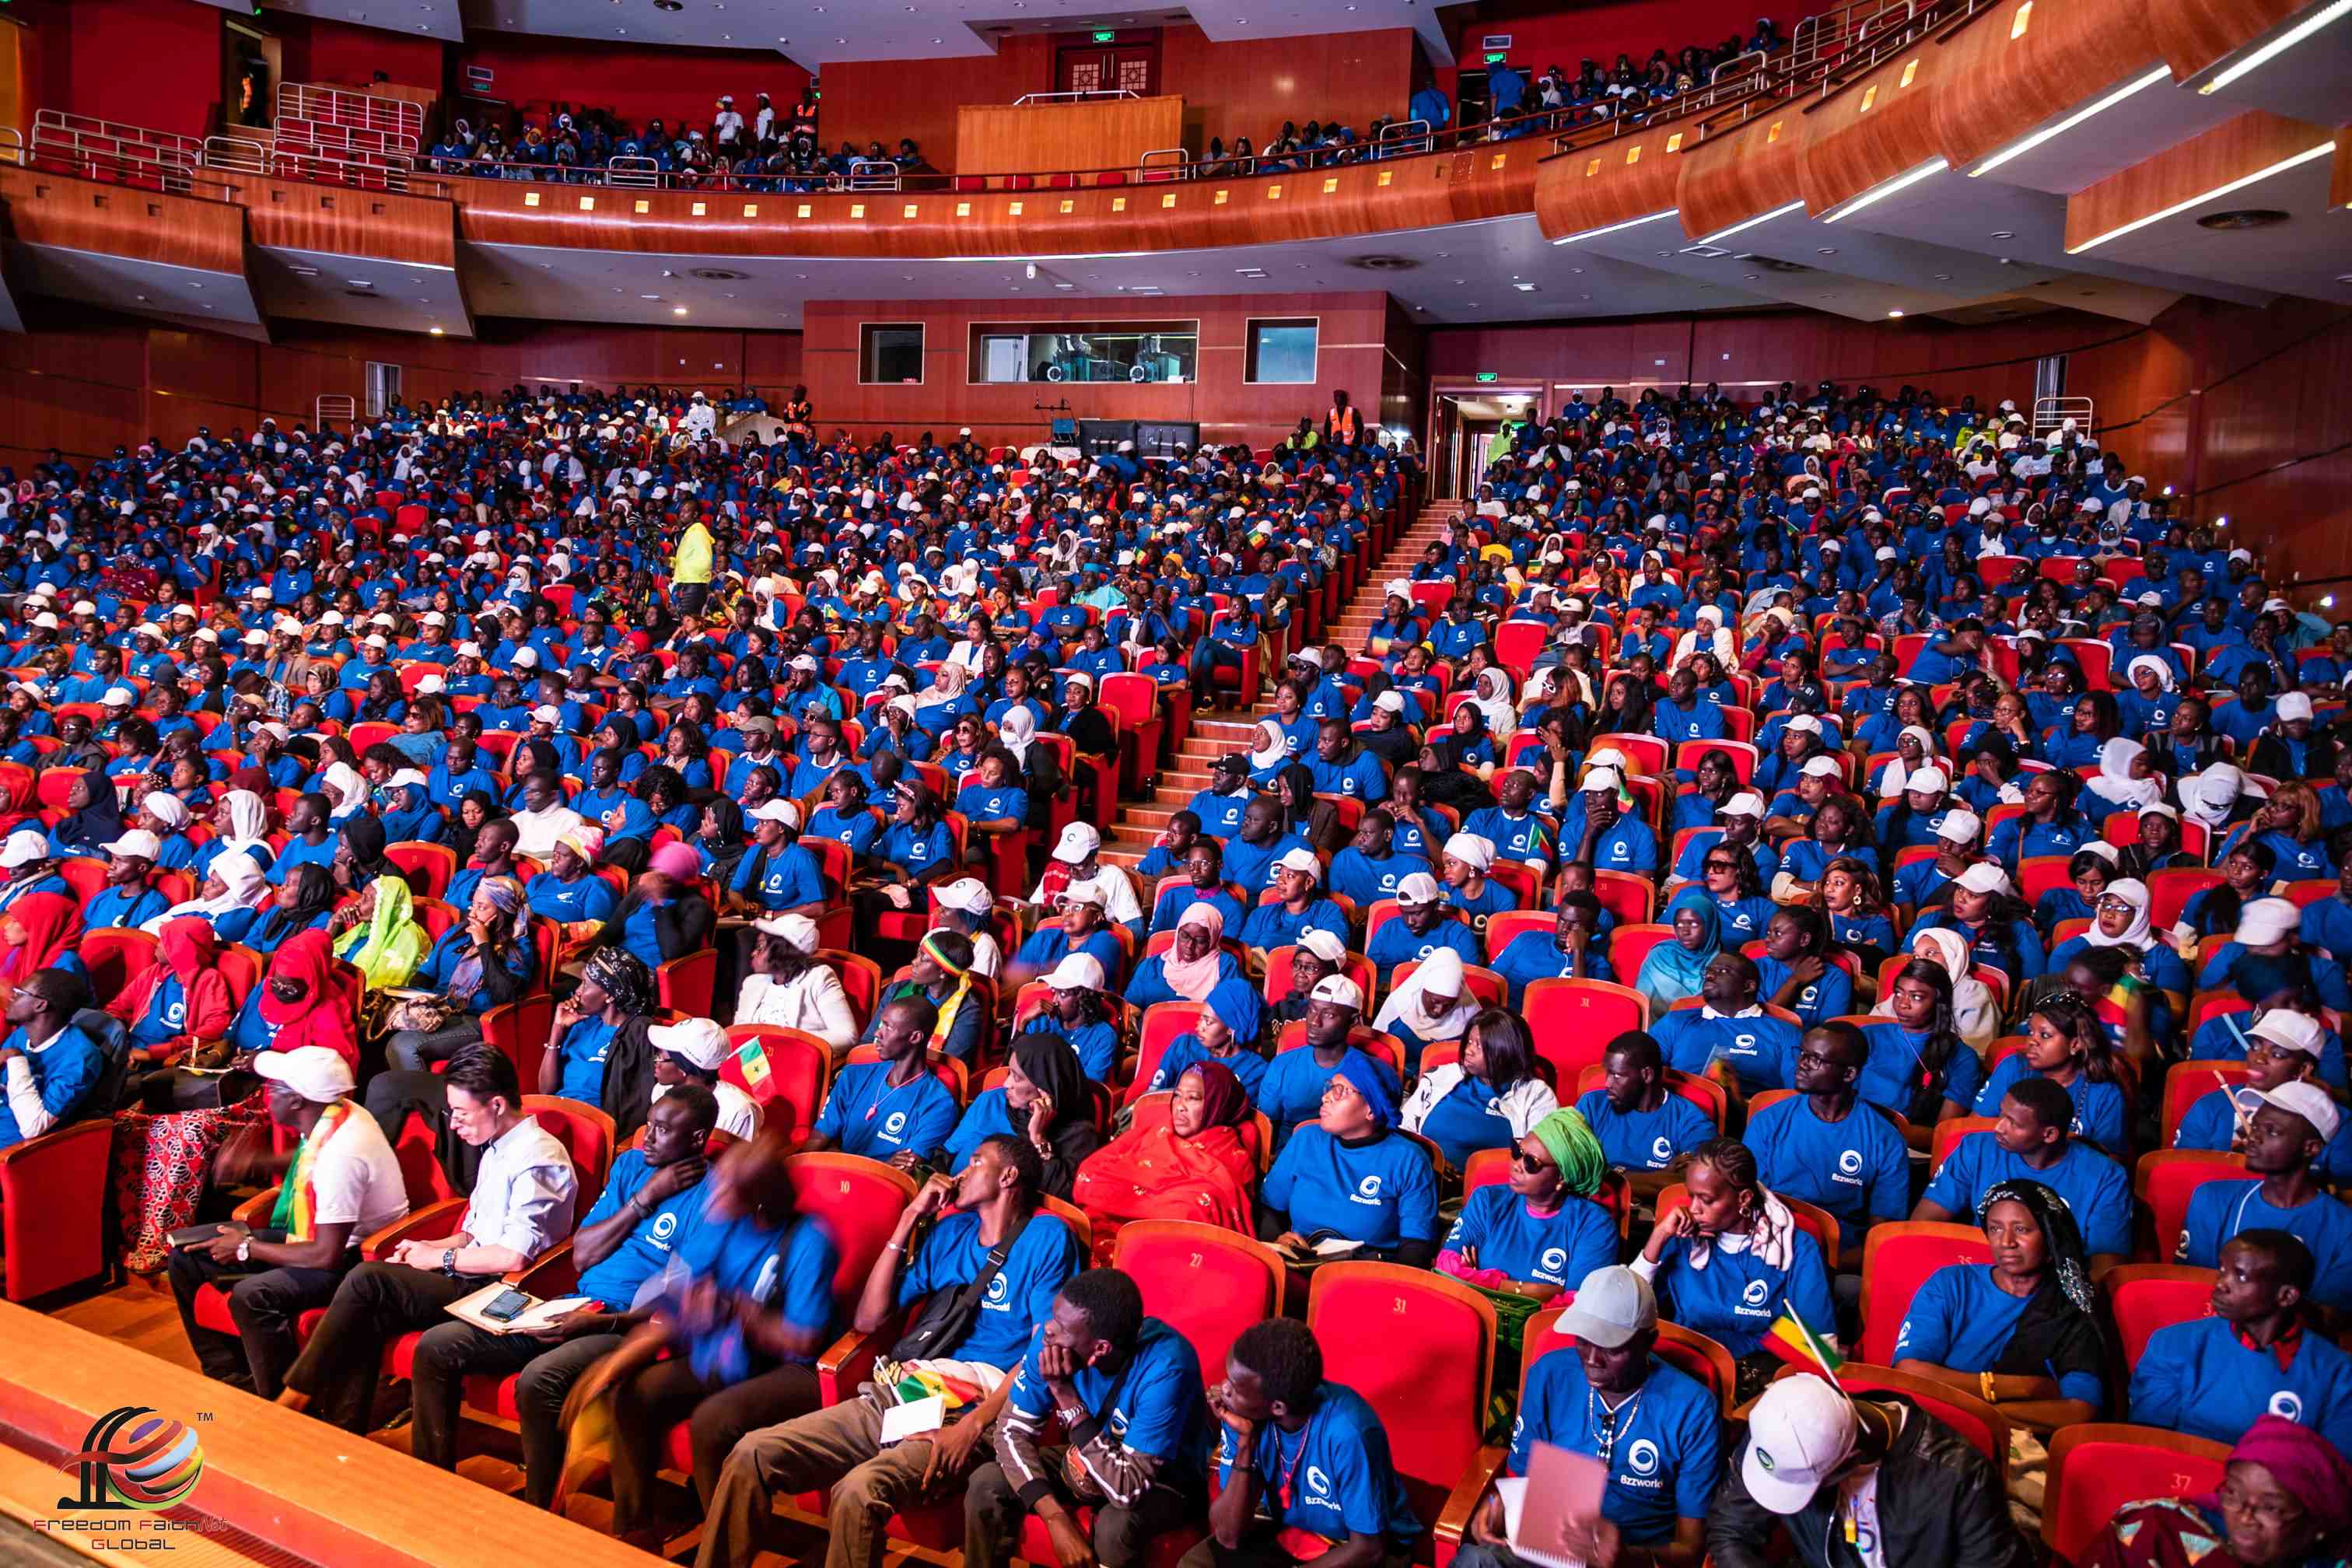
left=724, top=1036, right=772, bottom=1101
left=1762, top=1304, right=1844, bottom=1384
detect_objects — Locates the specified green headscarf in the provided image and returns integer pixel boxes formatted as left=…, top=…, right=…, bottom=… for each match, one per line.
left=1531, top=1107, right=1608, bottom=1199
left=334, top=873, right=429, bottom=990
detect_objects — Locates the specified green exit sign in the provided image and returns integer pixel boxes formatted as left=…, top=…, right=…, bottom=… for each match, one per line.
left=1484, top=51, right=1507, bottom=63
left=1093, top=30, right=1116, bottom=42
left=1475, top=372, right=1499, bottom=383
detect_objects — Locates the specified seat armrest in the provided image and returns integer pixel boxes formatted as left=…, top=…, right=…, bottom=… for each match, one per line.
left=513, top=1241, right=579, bottom=1297
left=817, top=1307, right=910, bottom=1407
left=1432, top=1443, right=1507, bottom=1568
left=232, top=1185, right=282, bottom=1228
left=360, top=1195, right=470, bottom=1260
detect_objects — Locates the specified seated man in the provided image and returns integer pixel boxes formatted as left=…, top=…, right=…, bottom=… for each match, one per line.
left=404, top=1086, right=719, bottom=1505
left=1573, top=1030, right=1713, bottom=1194
left=274, top=1045, right=579, bottom=1432
left=1913, top=1076, right=2133, bottom=1262
left=2172, top=1010, right=2352, bottom=1181
left=962, top=1269, right=1207, bottom=1568
left=1745, top=1021, right=1910, bottom=1265
left=169, top=1045, right=409, bottom=1397
left=0, top=966, right=100, bottom=1149
left=1364, top=871, right=1481, bottom=989
left=695, top=1135, right=1083, bottom=1568
left=1188, top=1316, right=1422, bottom=1568
left=2130, top=1229, right=2352, bottom=1453
left=1647, top=951, right=1800, bottom=1095
left=2177, top=1081, right=2352, bottom=1312
left=1456, top=1267, right=1717, bottom=1568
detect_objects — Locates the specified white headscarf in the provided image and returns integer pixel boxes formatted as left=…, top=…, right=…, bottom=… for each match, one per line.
left=1471, top=667, right=1517, bottom=739
left=317, top=761, right=369, bottom=817
left=2085, top=877, right=2154, bottom=949
left=1248, top=720, right=1288, bottom=772
left=1876, top=726, right=1942, bottom=797
left=2181, top=764, right=2259, bottom=829
left=915, top=661, right=968, bottom=709
left=2126, top=654, right=2177, bottom=693
left=997, top=704, right=1036, bottom=768
left=1671, top=606, right=1737, bottom=670
left=1876, top=926, right=1999, bottom=1047
left=2095, top=738, right=2163, bottom=810
left=1372, top=947, right=1479, bottom=1043
left=142, top=850, right=268, bottom=933
left=215, top=789, right=270, bottom=858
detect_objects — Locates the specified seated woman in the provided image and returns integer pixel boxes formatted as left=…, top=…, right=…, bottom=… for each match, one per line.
left=1125, top=902, right=1241, bottom=1010
left=939, top=1036, right=1099, bottom=1200
left=327, top=873, right=429, bottom=992
left=383, top=875, right=536, bottom=1073
left=1892, top=1178, right=2106, bottom=1428
left=2117, top=800, right=2200, bottom=883
left=2081, top=1416, right=2352, bottom=1568
left=860, top=929, right=988, bottom=1065
left=2217, top=782, right=2338, bottom=884
left=1399, top=1008, right=1558, bottom=1171
left=1975, top=991, right=2133, bottom=1160
left=1074, top=1062, right=1258, bottom=1254
left=1861, top=956, right=1988, bottom=1135
left=111, top=929, right=355, bottom=1273
left=1773, top=796, right=1879, bottom=902
left=1755, top=904, right=1853, bottom=1027
left=1634, top=888, right=1723, bottom=1012
left=2172, top=1010, right=2352, bottom=1181
left=1633, top=1136, right=1836, bottom=1397
left=1913, top=861, right=2047, bottom=984
left=734, top=912, right=857, bottom=1053
left=2199, top=896, right=2352, bottom=1012
left=850, top=782, right=956, bottom=924
left=1436, top=1106, right=1618, bottom=1298
left=2182, top=841, right=2276, bottom=940
left=1013, top=954, right=1120, bottom=1081
left=46, top=765, right=124, bottom=860
left=951, top=744, right=1029, bottom=867
left=1374, top=940, right=1477, bottom=1072
left=1871, top=926, right=2001, bottom=1048
left=2035, top=844, right=2122, bottom=938
left=0, top=889, right=83, bottom=996
left=143, top=852, right=271, bottom=948
left=246, top=863, right=341, bottom=957
left=587, top=840, right=717, bottom=973
left=1819, top=854, right=1899, bottom=963
left=2049, top=874, right=2190, bottom=997
left=537, top=945, right=660, bottom=1136
left=1258, top=1053, right=1440, bottom=1265
left=1144, top=977, right=1267, bottom=1098
left=107, top=917, right=236, bottom=1072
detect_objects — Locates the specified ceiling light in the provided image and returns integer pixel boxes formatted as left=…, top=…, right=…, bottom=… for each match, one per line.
left=1887, top=309, right=1904, bottom=317
left=1514, top=282, right=1537, bottom=291
left=1552, top=207, right=1677, bottom=245
left=1990, top=230, right=2015, bottom=239
left=1816, top=247, right=1838, bottom=255
left=673, top=306, right=688, bottom=315
left=1971, top=67, right=2169, bottom=177
left=1694, top=199, right=1802, bottom=246
left=2068, top=139, right=2335, bottom=251
left=1824, top=156, right=1947, bottom=222
left=429, top=325, right=445, bottom=335
left=2201, top=0, right=2352, bottom=93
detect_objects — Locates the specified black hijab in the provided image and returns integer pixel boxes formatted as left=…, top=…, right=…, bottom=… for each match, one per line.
left=1979, top=1178, right=2106, bottom=1393
left=52, top=766, right=127, bottom=856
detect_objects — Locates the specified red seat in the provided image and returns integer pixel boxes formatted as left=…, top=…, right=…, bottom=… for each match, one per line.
left=655, top=948, right=718, bottom=1018
left=2102, top=1263, right=2217, bottom=1366
left=521, top=1095, right=617, bottom=1216
left=1523, top=1301, right=1738, bottom=1412
left=1307, top=1263, right=1495, bottom=1542
left=1111, top=1220, right=1284, bottom=1391
left=54, top=856, right=107, bottom=905
left=2159, top=1060, right=2249, bottom=1145
left=2135, top=1149, right=2248, bottom=1263
left=480, top=995, right=555, bottom=1096
left=78, top=926, right=157, bottom=1003
left=723, top=1025, right=831, bottom=1145
left=1858, top=1221, right=1990, bottom=1364
left=386, top=840, right=456, bottom=901
left=1797, top=1360, right=2008, bottom=1462
left=2042, top=1424, right=2229, bottom=1568
left=1125, top=1001, right=1205, bottom=1106
left=1521, top=978, right=1647, bottom=1083
left=0, top=1118, right=114, bottom=1300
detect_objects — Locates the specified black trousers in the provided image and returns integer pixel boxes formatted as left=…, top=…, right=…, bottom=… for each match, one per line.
left=609, top=1359, right=822, bottom=1528
left=166, top=1243, right=350, bottom=1398
left=281, top=1260, right=481, bottom=1434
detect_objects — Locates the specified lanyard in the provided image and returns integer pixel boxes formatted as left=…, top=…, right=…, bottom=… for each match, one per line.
left=1587, top=1387, right=1643, bottom=1470
left=1272, top=1414, right=1317, bottom=1510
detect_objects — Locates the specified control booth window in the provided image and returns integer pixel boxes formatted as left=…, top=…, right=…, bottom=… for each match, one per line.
left=968, top=322, right=1198, bottom=385
left=1245, top=318, right=1318, bottom=384
left=860, top=324, right=926, bottom=384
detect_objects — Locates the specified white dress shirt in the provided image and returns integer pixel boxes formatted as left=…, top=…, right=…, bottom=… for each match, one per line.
left=460, top=1115, right=578, bottom=1262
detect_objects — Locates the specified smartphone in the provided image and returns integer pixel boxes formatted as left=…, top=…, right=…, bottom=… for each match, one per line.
left=480, top=1288, right=534, bottom=1323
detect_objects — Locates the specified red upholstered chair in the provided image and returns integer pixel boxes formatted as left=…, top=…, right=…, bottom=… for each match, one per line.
left=2135, top=1149, right=2248, bottom=1263
left=1112, top=1220, right=1283, bottom=1393
left=1124, top=1001, right=1205, bottom=1106
left=2160, top=1060, right=2249, bottom=1145
left=1929, top=1118, right=1998, bottom=1176
left=479, top=995, right=554, bottom=1094
left=386, top=840, right=456, bottom=901
left=1309, top=1263, right=1496, bottom=1550
left=1590, top=870, right=1658, bottom=925
left=654, top=948, right=718, bottom=1018
left=78, top=926, right=157, bottom=1003
left=722, top=1025, right=831, bottom=1146
left=1857, top=1221, right=1990, bottom=1365
left=1522, top=979, right=1648, bottom=1083
left=2042, top=1424, right=2229, bottom=1568
left=0, top=1116, right=114, bottom=1300
left=2102, top=1263, right=2218, bottom=1367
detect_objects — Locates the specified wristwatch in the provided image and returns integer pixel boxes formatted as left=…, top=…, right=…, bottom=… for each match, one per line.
left=442, top=1248, right=459, bottom=1276
left=235, top=1237, right=251, bottom=1264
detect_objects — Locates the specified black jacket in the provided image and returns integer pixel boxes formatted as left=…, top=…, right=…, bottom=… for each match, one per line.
left=1706, top=1396, right=2034, bottom=1568
left=590, top=889, right=716, bottom=966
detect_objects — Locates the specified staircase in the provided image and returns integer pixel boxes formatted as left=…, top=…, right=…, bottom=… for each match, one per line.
left=1097, top=499, right=1468, bottom=872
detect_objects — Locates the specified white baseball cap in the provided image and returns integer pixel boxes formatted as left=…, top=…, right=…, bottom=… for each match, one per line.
left=1043, top=953, right=1106, bottom=992
left=254, top=1045, right=357, bottom=1103
left=1955, top=862, right=2011, bottom=895
left=1720, top=792, right=1766, bottom=819
left=1740, top=1375, right=1858, bottom=1514
left=1937, top=809, right=1983, bottom=843
left=1308, top=974, right=1364, bottom=1010
left=530, top=704, right=564, bottom=724
left=936, top=877, right=994, bottom=916
left=1275, top=847, right=1322, bottom=881
left=0, top=829, right=50, bottom=868
left=102, top=686, right=137, bottom=707
left=1052, top=822, right=1101, bottom=863
left=102, top=829, right=162, bottom=861
left=1905, top=765, right=1950, bottom=793
left=752, top=912, right=820, bottom=953
left=2248, top=1010, right=2326, bottom=1058
left=1800, top=755, right=1843, bottom=779
left=1556, top=1265, right=1657, bottom=1349
left=2278, top=692, right=2316, bottom=723
left=1394, top=871, right=1443, bottom=905
left=1297, top=928, right=1349, bottom=964
left=2244, top=1080, right=2343, bottom=1143
left=649, top=1017, right=730, bottom=1072
left=749, top=798, right=803, bottom=828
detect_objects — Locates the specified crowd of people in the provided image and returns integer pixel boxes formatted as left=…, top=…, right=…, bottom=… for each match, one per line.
left=2, top=366, right=2347, bottom=1568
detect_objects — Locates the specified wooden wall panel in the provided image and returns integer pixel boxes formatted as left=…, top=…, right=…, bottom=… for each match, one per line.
left=1532, top=111, right=1692, bottom=240
left=1794, top=35, right=1947, bottom=215
left=824, top=39, right=1048, bottom=173
left=2144, top=0, right=2312, bottom=82
left=1930, top=0, right=2162, bottom=171
left=955, top=96, right=1185, bottom=178
left=1675, top=100, right=1805, bottom=240
left=1159, top=26, right=1416, bottom=159
left=217, top=174, right=457, bottom=267
left=0, top=166, right=246, bottom=275
left=2064, top=110, right=2337, bottom=251
left=436, top=137, right=1540, bottom=259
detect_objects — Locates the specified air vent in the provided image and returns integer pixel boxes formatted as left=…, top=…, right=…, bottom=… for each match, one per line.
left=689, top=268, right=750, bottom=280
left=1680, top=244, right=1731, bottom=258
left=1741, top=254, right=1815, bottom=275
left=653, top=0, right=683, bottom=10
left=342, top=289, right=381, bottom=299
left=1346, top=254, right=1420, bottom=272
left=2195, top=208, right=2288, bottom=230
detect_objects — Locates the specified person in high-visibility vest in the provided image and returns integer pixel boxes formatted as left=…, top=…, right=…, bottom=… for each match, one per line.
left=1324, top=390, right=1363, bottom=448
left=670, top=513, right=713, bottom=618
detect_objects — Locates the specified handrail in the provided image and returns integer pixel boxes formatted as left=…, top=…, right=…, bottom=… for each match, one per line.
left=1377, top=118, right=1433, bottom=157
left=1136, top=146, right=1188, bottom=182
left=275, top=113, right=419, bottom=158
left=1712, top=49, right=1769, bottom=82
left=30, top=110, right=213, bottom=195
left=845, top=157, right=901, bottom=191
left=606, top=154, right=662, bottom=188
left=0, top=128, right=22, bottom=169
left=276, top=81, right=423, bottom=142
left=1011, top=89, right=1143, bottom=106
left=2033, top=396, right=2095, bottom=439
left=316, top=394, right=357, bottom=432
left=201, top=134, right=270, bottom=174
left=268, top=142, right=412, bottom=193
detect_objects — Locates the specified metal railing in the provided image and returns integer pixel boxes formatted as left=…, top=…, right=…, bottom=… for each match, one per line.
left=316, top=394, right=357, bottom=432
left=201, top=134, right=269, bottom=174
left=276, top=82, right=424, bottom=144
left=0, top=128, right=22, bottom=169
left=1136, top=146, right=1188, bottom=182
left=274, top=114, right=418, bottom=158
left=1011, top=89, right=1143, bottom=106
left=845, top=158, right=902, bottom=191
left=31, top=109, right=205, bottom=193
left=268, top=142, right=413, bottom=192
left=2033, top=396, right=2095, bottom=439
left=607, top=154, right=663, bottom=188
left=1376, top=118, right=1433, bottom=157
left=1712, top=48, right=1770, bottom=81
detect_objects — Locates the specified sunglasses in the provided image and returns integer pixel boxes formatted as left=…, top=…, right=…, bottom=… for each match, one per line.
left=1510, top=1147, right=1550, bottom=1171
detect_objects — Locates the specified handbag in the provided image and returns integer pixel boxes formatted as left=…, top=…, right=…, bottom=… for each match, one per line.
left=388, top=997, right=453, bottom=1034
left=887, top=1213, right=1029, bottom=1364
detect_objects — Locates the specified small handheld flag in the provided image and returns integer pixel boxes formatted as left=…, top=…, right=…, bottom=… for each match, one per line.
left=1762, top=1304, right=1844, bottom=1385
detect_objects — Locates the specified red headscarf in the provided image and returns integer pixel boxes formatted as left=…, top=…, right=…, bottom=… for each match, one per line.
left=3, top=891, right=84, bottom=983
left=255, top=930, right=359, bottom=1069
left=104, top=918, right=235, bottom=1053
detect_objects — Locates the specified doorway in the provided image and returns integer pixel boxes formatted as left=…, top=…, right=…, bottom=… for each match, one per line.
left=1055, top=30, right=1160, bottom=96
left=1432, top=388, right=1542, bottom=501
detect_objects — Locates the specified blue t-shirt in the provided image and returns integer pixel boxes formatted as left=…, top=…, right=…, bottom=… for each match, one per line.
left=675, top=1215, right=839, bottom=1383
left=1262, top=1125, right=1439, bottom=1251
left=1650, top=1007, right=1799, bottom=1095
left=1509, top=1353, right=1722, bottom=1544
left=1006, top=1316, right=1207, bottom=1485
left=812, top=1060, right=961, bottom=1163
left=2180, top=1181, right=2352, bottom=1312
left=0, top=1024, right=103, bottom=1149
left=1857, top=1022, right=1987, bottom=1120
left=1745, top=1094, right=1909, bottom=1250
left=2130, top=1313, right=2352, bottom=1454
left=1921, top=1134, right=2134, bottom=1258
left=553, top=1016, right=616, bottom=1106
left=1210, top=1383, right=1423, bottom=1545
left=1148, top=1037, right=1268, bottom=1098
left=1413, top=1075, right=1521, bottom=1169
left=1892, top=1263, right=2105, bottom=1410
left=1442, top=1184, right=1618, bottom=1290
left=1256, top=1047, right=1398, bottom=1142
left=1650, top=1224, right=1836, bottom=1356
left=1972, top=1057, right=2130, bottom=1157
left=2175, top=1087, right=2352, bottom=1183
left=894, top=1210, right=1083, bottom=1371
left=1573, top=1088, right=1714, bottom=1174
left=573, top=1149, right=714, bottom=1306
